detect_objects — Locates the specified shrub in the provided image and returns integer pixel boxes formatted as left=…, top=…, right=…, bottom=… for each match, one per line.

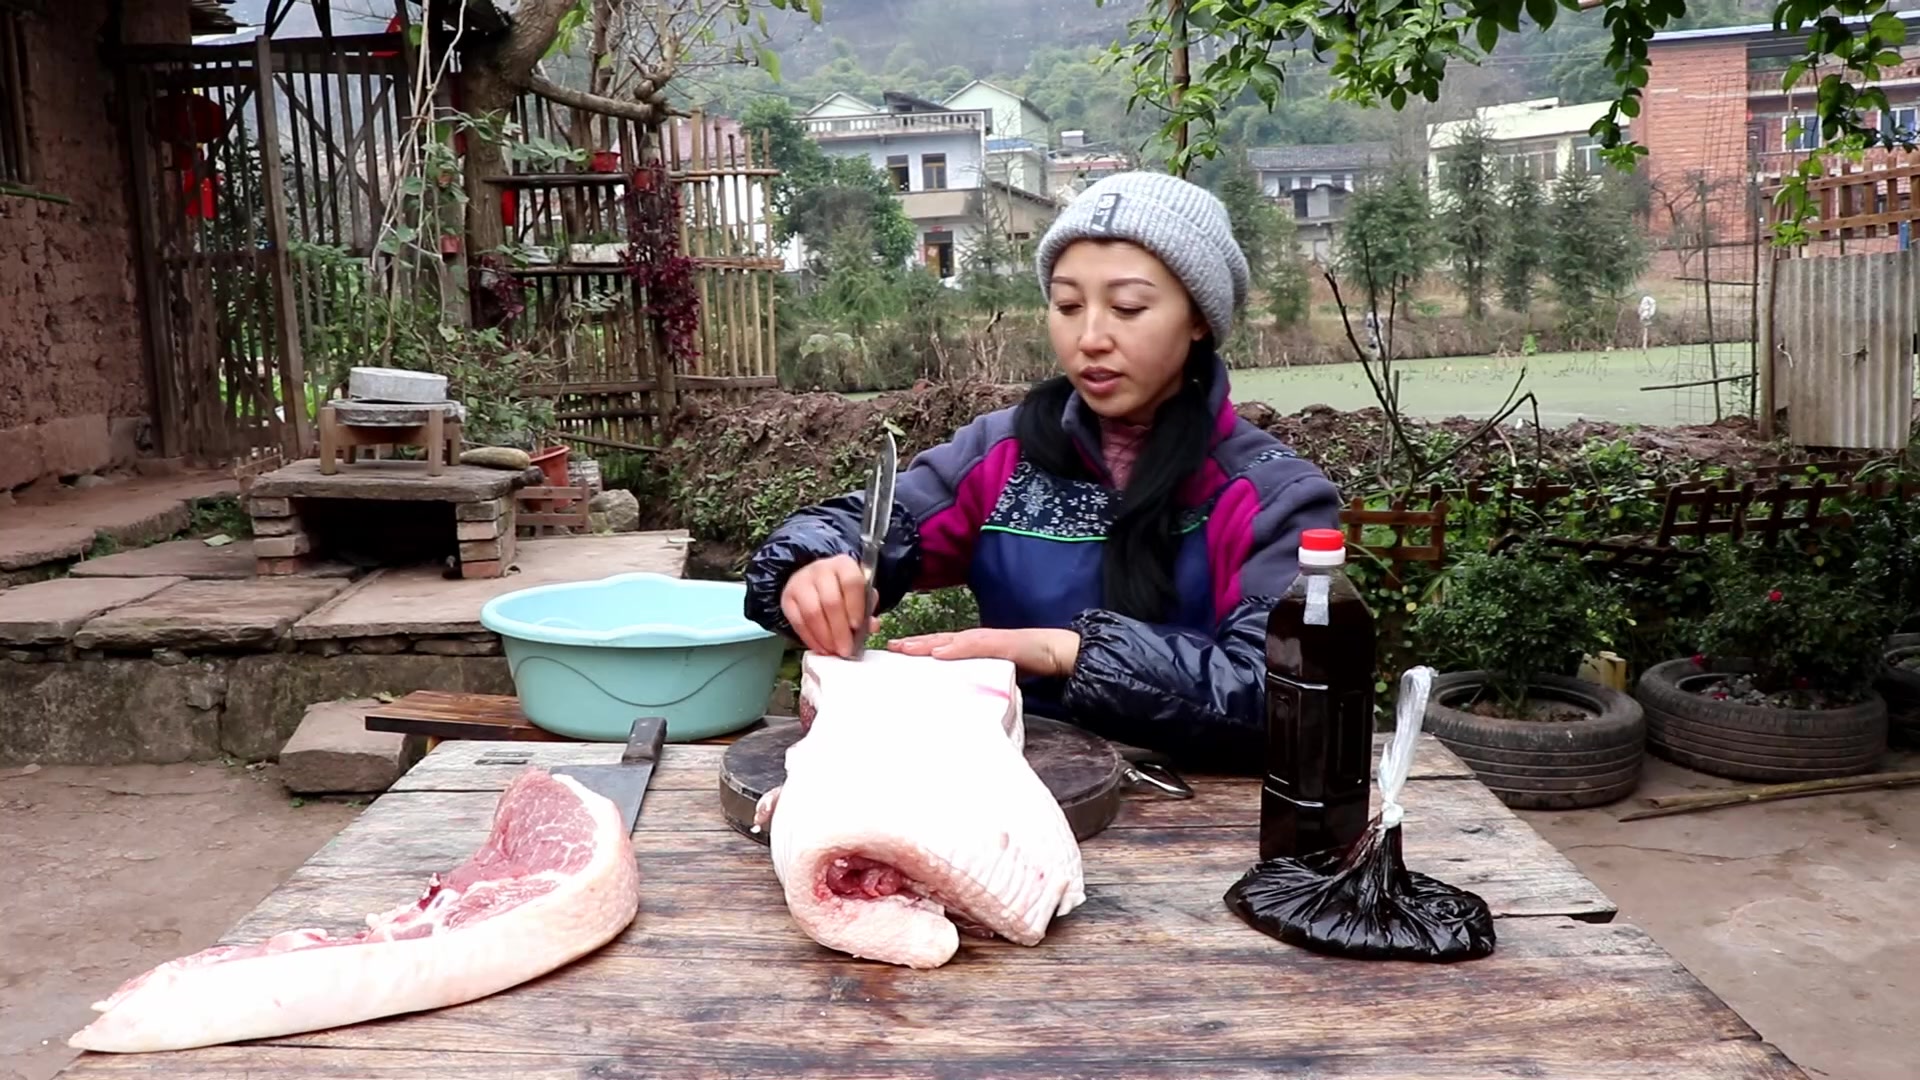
left=1410, top=543, right=1632, bottom=715
left=1692, top=545, right=1899, bottom=701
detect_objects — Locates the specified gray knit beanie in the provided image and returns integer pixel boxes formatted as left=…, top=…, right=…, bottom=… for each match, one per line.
left=1034, top=171, right=1251, bottom=343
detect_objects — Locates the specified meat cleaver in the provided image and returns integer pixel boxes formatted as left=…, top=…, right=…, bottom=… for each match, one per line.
left=553, top=716, right=667, bottom=833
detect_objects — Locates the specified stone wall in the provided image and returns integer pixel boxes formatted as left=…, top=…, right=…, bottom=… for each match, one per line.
left=0, top=0, right=190, bottom=492
left=1, top=641, right=515, bottom=765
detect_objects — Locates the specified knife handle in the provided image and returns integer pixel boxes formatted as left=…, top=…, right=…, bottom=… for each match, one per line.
left=622, top=716, right=668, bottom=763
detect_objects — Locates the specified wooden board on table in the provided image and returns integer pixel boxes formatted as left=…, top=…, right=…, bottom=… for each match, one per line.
left=384, top=729, right=1479, bottom=794
left=55, top=740, right=1805, bottom=1080
left=275, top=780, right=1614, bottom=921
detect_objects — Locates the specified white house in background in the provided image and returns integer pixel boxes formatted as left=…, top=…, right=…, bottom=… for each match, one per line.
left=1048, top=130, right=1134, bottom=198
left=800, top=90, right=1058, bottom=279
left=1247, top=142, right=1394, bottom=260
left=943, top=79, right=1053, bottom=197
left=1427, top=97, right=1627, bottom=186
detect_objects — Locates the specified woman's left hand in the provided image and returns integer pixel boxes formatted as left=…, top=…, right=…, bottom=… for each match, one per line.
left=885, top=628, right=1081, bottom=678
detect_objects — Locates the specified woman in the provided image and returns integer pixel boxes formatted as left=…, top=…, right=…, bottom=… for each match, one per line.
left=742, top=171, right=1343, bottom=772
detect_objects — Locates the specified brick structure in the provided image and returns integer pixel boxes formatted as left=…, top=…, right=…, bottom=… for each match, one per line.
left=1642, top=14, right=1920, bottom=255
left=0, top=0, right=213, bottom=492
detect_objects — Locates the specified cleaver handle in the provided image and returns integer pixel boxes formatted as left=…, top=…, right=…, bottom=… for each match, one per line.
left=622, top=716, right=667, bottom=763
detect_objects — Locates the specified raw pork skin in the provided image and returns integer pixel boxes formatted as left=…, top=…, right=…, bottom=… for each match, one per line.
left=757, top=650, right=1086, bottom=969
left=68, top=769, right=641, bottom=1054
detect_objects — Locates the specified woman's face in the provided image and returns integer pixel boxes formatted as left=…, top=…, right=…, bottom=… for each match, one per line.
left=1046, top=239, right=1207, bottom=427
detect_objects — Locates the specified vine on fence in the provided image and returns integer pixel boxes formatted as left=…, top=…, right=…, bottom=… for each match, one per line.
left=622, top=163, right=702, bottom=373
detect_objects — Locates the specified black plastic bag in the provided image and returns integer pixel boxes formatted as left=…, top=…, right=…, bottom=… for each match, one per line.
left=1225, top=667, right=1497, bottom=963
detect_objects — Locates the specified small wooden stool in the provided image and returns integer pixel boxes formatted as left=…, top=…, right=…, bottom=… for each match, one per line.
left=318, top=401, right=465, bottom=476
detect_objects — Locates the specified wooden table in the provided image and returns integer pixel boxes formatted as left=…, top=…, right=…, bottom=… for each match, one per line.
left=58, top=735, right=1807, bottom=1079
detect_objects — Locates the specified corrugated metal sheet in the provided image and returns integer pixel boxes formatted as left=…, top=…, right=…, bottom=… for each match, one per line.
left=1775, top=247, right=1919, bottom=450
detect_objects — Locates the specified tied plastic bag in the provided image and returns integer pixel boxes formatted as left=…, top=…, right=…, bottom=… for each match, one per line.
left=1224, top=666, right=1497, bottom=963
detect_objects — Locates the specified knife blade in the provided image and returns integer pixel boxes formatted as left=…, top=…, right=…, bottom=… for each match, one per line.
left=551, top=716, right=667, bottom=833
left=850, top=431, right=898, bottom=660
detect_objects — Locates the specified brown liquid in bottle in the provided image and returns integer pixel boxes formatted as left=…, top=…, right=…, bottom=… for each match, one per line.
left=1260, top=529, right=1378, bottom=862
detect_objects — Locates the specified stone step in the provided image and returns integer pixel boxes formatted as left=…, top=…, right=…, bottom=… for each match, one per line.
left=279, top=698, right=428, bottom=795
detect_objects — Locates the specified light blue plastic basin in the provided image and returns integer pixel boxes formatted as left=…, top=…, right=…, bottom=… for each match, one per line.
left=478, top=572, right=784, bottom=742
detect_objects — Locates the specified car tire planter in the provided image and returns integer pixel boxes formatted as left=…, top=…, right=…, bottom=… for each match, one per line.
left=1876, top=634, right=1920, bottom=748
left=1636, top=658, right=1888, bottom=783
left=1422, top=671, right=1645, bottom=811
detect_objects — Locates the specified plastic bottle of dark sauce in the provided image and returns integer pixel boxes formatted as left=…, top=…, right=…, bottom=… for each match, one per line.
left=1260, top=527, right=1378, bottom=862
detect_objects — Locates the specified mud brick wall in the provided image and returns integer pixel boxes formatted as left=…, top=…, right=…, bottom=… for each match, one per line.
left=0, top=0, right=189, bottom=492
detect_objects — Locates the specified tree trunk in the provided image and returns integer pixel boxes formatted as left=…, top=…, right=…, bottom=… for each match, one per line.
left=460, top=61, right=516, bottom=259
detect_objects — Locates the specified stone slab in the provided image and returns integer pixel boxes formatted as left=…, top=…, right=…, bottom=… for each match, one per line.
left=0, top=655, right=228, bottom=765
left=0, top=471, right=235, bottom=571
left=0, top=576, right=187, bottom=645
left=69, top=538, right=262, bottom=580
left=291, top=531, right=692, bottom=640
left=72, top=578, right=352, bottom=651
left=247, top=458, right=516, bottom=503
left=278, top=698, right=428, bottom=794
left=330, top=400, right=464, bottom=426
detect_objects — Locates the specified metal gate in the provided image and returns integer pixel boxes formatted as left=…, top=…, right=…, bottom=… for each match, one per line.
left=121, top=33, right=415, bottom=463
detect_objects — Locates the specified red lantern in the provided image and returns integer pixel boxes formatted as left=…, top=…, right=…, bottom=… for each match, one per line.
left=152, top=93, right=225, bottom=147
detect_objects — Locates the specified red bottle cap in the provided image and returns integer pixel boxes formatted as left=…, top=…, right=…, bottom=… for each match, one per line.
left=1301, top=528, right=1344, bottom=551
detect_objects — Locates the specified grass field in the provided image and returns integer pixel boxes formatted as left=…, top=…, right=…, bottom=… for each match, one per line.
left=844, top=345, right=1762, bottom=428
left=1228, top=345, right=1759, bottom=428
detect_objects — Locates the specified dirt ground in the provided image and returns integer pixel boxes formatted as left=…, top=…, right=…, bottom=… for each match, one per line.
left=3, top=753, right=1913, bottom=1080
left=0, top=762, right=358, bottom=1080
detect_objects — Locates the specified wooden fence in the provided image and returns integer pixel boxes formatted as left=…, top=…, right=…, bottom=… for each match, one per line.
left=494, top=103, right=783, bottom=454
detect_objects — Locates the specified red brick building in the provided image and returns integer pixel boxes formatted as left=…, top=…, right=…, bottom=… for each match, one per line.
left=1642, top=12, right=1920, bottom=252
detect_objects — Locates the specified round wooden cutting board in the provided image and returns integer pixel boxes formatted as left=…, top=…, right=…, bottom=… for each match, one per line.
left=718, top=716, right=1129, bottom=844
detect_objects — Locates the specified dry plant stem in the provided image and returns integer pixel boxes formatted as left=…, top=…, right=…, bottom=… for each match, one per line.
left=1324, top=269, right=1416, bottom=475
left=1618, top=771, right=1920, bottom=821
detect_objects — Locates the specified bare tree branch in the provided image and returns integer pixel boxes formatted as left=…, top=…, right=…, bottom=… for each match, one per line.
left=528, top=73, right=678, bottom=122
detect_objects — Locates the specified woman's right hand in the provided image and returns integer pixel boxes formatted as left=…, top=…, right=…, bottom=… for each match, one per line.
left=779, top=554, right=874, bottom=658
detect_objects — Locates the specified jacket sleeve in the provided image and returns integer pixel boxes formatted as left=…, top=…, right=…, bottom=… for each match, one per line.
left=741, top=408, right=1017, bottom=640
left=1058, top=456, right=1344, bottom=774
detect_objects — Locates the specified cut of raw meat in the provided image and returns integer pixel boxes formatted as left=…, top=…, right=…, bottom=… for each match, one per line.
left=757, top=650, right=1085, bottom=969
left=68, top=769, right=641, bottom=1054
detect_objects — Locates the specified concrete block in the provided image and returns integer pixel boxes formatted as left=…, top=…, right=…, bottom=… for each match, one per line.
left=249, top=497, right=293, bottom=518
left=459, top=559, right=502, bottom=580
left=278, top=698, right=427, bottom=794
left=458, top=539, right=502, bottom=563
left=253, top=516, right=300, bottom=538
left=456, top=519, right=499, bottom=542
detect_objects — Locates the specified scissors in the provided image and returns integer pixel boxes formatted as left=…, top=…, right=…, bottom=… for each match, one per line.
left=849, top=430, right=897, bottom=660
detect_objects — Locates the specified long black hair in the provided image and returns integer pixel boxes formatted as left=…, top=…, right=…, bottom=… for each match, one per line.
left=1013, top=338, right=1219, bottom=624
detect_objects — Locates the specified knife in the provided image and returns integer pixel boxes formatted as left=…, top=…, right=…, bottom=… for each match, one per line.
left=552, top=716, right=667, bottom=833
left=849, top=431, right=898, bottom=660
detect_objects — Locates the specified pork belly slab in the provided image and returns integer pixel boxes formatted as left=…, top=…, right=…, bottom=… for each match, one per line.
left=756, top=651, right=1086, bottom=968
left=69, top=769, right=641, bottom=1053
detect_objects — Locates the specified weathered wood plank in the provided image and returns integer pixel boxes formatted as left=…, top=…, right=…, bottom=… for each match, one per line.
left=385, top=731, right=1477, bottom=793
left=57, top=1036, right=1807, bottom=1080
left=265, top=778, right=1612, bottom=920
left=63, top=914, right=1801, bottom=1080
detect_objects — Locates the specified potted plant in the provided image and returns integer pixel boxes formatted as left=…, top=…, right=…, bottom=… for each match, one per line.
left=1635, top=545, right=1894, bottom=782
left=1409, top=542, right=1645, bottom=810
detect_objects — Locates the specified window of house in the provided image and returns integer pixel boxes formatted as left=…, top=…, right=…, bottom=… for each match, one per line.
left=886, top=155, right=910, bottom=191
left=1884, top=107, right=1918, bottom=140
left=1574, top=136, right=1604, bottom=174
left=1291, top=189, right=1310, bottom=220
left=922, top=153, right=947, bottom=190
left=1784, top=115, right=1821, bottom=151
left=0, top=8, right=32, bottom=187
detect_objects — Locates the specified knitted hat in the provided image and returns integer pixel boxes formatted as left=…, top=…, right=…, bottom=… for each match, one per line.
left=1034, top=171, right=1252, bottom=343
